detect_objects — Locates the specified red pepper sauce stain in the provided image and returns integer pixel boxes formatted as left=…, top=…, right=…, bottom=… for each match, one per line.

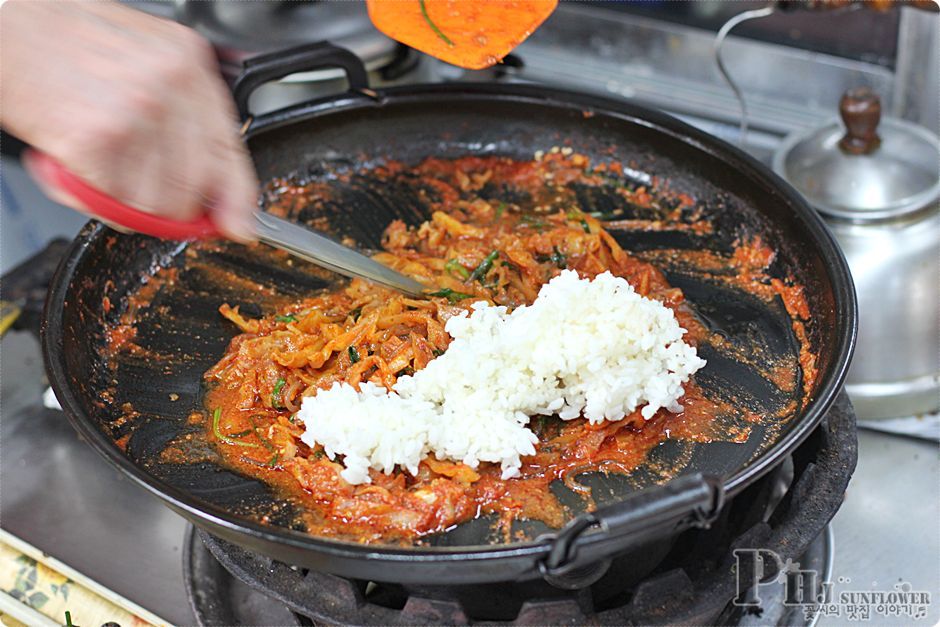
left=111, top=152, right=817, bottom=545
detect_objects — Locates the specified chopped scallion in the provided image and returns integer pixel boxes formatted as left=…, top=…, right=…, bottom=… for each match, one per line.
left=468, top=250, right=499, bottom=283
left=275, top=314, right=297, bottom=323
left=533, top=415, right=552, bottom=435
left=419, top=0, right=454, bottom=46
left=502, top=260, right=521, bottom=273
left=520, top=214, right=546, bottom=229
left=444, top=258, right=470, bottom=279
left=427, top=288, right=474, bottom=303
left=247, top=414, right=276, bottom=451
left=212, top=407, right=260, bottom=448
left=272, top=378, right=286, bottom=409
left=348, top=346, right=360, bottom=364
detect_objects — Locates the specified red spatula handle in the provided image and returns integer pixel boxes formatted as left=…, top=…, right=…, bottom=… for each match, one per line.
left=25, top=150, right=222, bottom=240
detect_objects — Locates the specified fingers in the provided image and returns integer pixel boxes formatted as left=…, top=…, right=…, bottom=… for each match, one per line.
left=127, top=91, right=205, bottom=223
left=206, top=138, right=259, bottom=243
left=125, top=32, right=211, bottom=223
left=197, top=71, right=260, bottom=242
left=3, top=1, right=259, bottom=240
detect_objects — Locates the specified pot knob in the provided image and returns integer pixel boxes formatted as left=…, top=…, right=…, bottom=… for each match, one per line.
left=839, top=87, right=882, bottom=155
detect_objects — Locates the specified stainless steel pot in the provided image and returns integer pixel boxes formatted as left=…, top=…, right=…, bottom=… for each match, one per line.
left=774, top=88, right=940, bottom=420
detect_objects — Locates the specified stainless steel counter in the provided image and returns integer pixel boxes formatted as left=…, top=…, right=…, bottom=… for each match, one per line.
left=2, top=325, right=937, bottom=625
left=821, top=432, right=939, bottom=625
left=0, top=331, right=194, bottom=626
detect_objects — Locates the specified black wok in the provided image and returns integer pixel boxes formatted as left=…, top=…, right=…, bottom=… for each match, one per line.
left=42, top=43, right=856, bottom=585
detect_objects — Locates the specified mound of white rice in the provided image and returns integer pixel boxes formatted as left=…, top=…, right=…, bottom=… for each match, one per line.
left=297, top=270, right=705, bottom=485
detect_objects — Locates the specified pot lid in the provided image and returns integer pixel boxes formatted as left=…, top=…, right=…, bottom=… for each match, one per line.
left=772, top=87, right=940, bottom=221
left=175, top=0, right=400, bottom=78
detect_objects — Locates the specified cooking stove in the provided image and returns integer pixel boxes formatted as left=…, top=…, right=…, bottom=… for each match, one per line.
left=183, top=396, right=854, bottom=626
left=185, top=530, right=831, bottom=626
left=1, top=2, right=938, bottom=626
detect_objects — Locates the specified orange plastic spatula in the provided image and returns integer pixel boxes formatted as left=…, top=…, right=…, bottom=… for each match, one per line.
left=367, top=0, right=558, bottom=70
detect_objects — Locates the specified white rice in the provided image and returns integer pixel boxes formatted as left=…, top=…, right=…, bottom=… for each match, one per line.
left=297, top=270, right=705, bottom=485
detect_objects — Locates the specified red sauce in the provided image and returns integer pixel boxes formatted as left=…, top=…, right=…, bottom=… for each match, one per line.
left=107, top=152, right=817, bottom=545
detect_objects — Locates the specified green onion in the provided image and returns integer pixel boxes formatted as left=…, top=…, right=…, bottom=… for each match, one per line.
left=314, top=449, right=325, bottom=459
left=432, top=348, right=445, bottom=357
left=275, top=314, right=296, bottom=323
left=266, top=452, right=280, bottom=467
left=212, top=408, right=261, bottom=448
left=564, top=210, right=593, bottom=233
left=588, top=210, right=621, bottom=220
left=272, top=378, right=286, bottom=409
left=520, top=214, right=546, bottom=229
left=248, top=414, right=276, bottom=451
left=534, top=415, right=550, bottom=434
left=468, top=250, right=499, bottom=283
left=228, top=428, right=253, bottom=438
left=349, top=307, right=362, bottom=322
left=65, top=611, right=74, bottom=627
left=419, top=0, right=454, bottom=47
left=550, top=247, right=567, bottom=269
left=348, top=346, right=360, bottom=364
left=495, top=202, right=507, bottom=220
left=427, top=288, right=474, bottom=303
left=444, top=258, right=470, bottom=279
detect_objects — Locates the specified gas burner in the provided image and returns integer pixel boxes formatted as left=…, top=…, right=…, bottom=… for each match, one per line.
left=173, top=0, right=428, bottom=115
left=186, top=527, right=832, bottom=626
left=184, top=396, right=856, bottom=626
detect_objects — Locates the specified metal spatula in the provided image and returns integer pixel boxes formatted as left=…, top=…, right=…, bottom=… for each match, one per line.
left=26, top=151, right=428, bottom=297
left=253, top=213, right=426, bottom=296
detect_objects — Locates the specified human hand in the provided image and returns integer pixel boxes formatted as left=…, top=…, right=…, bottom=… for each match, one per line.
left=1, top=0, right=258, bottom=240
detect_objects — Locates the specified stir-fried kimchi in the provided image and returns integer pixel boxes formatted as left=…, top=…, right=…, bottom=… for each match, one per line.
left=202, top=153, right=813, bottom=544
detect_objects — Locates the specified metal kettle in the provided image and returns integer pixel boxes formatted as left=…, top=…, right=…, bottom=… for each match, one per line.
left=773, top=87, right=940, bottom=420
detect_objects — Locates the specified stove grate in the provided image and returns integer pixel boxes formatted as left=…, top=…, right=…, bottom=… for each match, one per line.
left=185, top=394, right=856, bottom=626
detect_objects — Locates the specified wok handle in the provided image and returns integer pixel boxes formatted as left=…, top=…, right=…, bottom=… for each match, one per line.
left=540, top=473, right=724, bottom=578
left=232, top=41, right=371, bottom=121
left=23, top=150, right=221, bottom=240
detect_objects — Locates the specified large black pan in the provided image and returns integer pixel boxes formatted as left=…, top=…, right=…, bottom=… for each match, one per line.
left=42, top=43, right=856, bottom=585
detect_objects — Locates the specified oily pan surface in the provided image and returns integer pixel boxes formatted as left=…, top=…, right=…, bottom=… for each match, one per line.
left=70, top=162, right=811, bottom=547
left=196, top=153, right=814, bottom=545
left=53, top=96, right=837, bottom=549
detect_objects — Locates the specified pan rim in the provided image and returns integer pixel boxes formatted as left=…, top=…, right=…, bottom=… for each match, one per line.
left=41, top=82, right=857, bottom=561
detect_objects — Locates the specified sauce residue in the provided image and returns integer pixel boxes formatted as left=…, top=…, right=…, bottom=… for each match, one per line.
left=108, top=152, right=817, bottom=545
